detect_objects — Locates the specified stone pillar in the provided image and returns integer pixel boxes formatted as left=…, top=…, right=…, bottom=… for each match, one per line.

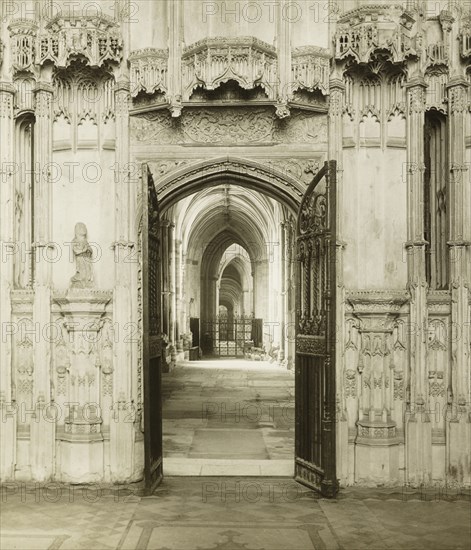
left=275, top=0, right=291, bottom=117
left=446, top=77, right=471, bottom=484
left=280, top=222, right=286, bottom=363
left=168, top=0, right=182, bottom=115
left=168, top=222, right=176, bottom=344
left=175, top=238, right=182, bottom=346
left=110, top=79, right=135, bottom=482
left=30, top=82, right=55, bottom=481
left=0, top=83, right=17, bottom=480
left=329, top=77, right=349, bottom=483
left=404, top=77, right=432, bottom=484
left=161, top=220, right=170, bottom=337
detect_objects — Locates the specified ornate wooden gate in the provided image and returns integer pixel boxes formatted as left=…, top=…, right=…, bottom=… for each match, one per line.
left=295, top=160, right=338, bottom=497
left=142, top=165, right=163, bottom=494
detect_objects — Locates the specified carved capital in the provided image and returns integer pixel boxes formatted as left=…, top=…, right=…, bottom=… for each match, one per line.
left=406, top=81, right=426, bottom=114
left=446, top=79, right=469, bottom=114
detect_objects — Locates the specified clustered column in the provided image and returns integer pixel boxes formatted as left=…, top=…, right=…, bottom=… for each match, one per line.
left=405, top=77, right=432, bottom=483
left=446, top=77, right=471, bottom=478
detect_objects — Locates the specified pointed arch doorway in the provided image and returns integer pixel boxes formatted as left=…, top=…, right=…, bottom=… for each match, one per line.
left=140, top=159, right=339, bottom=497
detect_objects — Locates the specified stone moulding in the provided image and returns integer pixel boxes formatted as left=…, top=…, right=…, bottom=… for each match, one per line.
left=129, top=48, right=168, bottom=98
left=182, top=36, right=277, bottom=101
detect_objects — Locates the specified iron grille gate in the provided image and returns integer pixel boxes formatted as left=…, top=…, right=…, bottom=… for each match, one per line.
left=202, top=316, right=263, bottom=357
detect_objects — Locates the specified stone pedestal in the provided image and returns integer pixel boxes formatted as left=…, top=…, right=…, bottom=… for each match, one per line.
left=54, top=290, right=111, bottom=482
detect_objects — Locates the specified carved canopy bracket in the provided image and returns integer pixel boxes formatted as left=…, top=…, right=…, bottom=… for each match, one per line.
left=335, top=5, right=418, bottom=66
left=291, top=46, right=330, bottom=96
left=182, top=37, right=277, bottom=101
left=8, top=19, right=38, bottom=74
left=39, top=15, right=123, bottom=69
left=129, top=48, right=168, bottom=98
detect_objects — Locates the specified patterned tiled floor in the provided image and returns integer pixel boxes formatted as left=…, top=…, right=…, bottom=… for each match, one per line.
left=1, top=478, right=470, bottom=549
left=2, top=360, right=469, bottom=549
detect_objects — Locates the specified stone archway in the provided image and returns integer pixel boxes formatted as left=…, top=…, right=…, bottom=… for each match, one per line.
left=151, top=156, right=304, bottom=212
left=138, top=157, right=338, bottom=497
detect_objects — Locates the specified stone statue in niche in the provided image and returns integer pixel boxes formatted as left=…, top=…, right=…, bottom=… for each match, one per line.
left=70, top=222, right=94, bottom=288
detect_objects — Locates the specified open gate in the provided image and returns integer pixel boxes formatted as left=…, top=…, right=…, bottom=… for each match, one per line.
left=142, top=165, right=164, bottom=494
left=295, top=160, right=338, bottom=497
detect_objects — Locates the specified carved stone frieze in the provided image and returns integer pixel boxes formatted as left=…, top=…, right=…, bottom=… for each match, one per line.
left=335, top=5, right=418, bottom=65
left=182, top=37, right=277, bottom=101
left=181, top=108, right=274, bottom=143
left=8, top=19, right=38, bottom=74
left=131, top=107, right=328, bottom=145
left=291, top=46, right=330, bottom=96
left=129, top=48, right=168, bottom=98
left=39, top=15, right=123, bottom=69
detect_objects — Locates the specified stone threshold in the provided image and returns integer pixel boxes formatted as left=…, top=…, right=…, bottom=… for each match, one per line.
left=163, top=458, right=294, bottom=476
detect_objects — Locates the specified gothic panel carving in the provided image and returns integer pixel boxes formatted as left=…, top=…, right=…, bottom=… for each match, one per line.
left=52, top=64, right=114, bottom=150
left=39, top=15, right=123, bottom=69
left=13, top=318, right=34, bottom=407
left=182, top=37, right=277, bottom=101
